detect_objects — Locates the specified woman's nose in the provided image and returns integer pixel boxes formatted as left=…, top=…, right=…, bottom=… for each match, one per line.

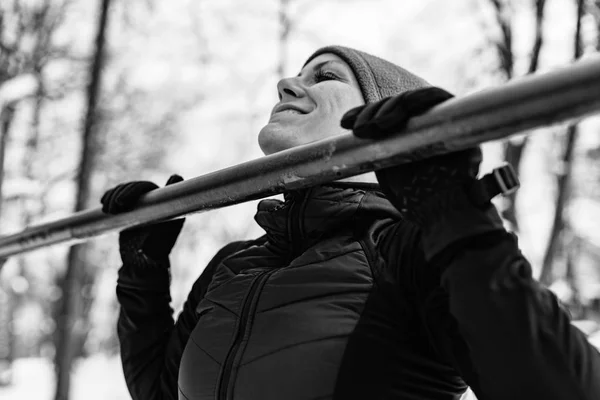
left=277, top=76, right=306, bottom=101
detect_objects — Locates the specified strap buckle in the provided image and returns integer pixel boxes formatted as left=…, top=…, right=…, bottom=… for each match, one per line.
left=468, top=163, right=520, bottom=208
left=492, top=164, right=520, bottom=196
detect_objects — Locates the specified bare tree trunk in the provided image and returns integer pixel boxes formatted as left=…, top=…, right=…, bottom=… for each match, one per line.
left=0, top=104, right=15, bottom=382
left=539, top=0, right=584, bottom=285
left=0, top=104, right=15, bottom=223
left=52, top=1, right=112, bottom=399
left=0, top=276, right=13, bottom=385
left=13, top=71, right=45, bottom=357
left=488, top=0, right=546, bottom=231
left=597, top=1, right=600, bottom=47
left=277, top=0, right=291, bottom=80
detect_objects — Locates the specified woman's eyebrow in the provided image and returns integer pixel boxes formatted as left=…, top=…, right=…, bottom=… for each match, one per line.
left=297, top=60, right=348, bottom=77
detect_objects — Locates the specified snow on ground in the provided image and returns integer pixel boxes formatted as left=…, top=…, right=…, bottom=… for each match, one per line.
left=0, top=356, right=477, bottom=400
left=1, top=334, right=599, bottom=400
left=0, top=355, right=130, bottom=400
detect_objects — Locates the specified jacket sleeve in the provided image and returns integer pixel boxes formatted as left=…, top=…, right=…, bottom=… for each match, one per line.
left=415, top=192, right=600, bottom=400
left=116, top=240, right=249, bottom=400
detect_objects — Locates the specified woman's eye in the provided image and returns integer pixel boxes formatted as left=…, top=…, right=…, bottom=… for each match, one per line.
left=314, top=69, right=340, bottom=83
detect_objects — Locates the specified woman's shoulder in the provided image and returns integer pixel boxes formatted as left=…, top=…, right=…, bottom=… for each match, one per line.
left=187, top=235, right=268, bottom=299
left=210, top=235, right=268, bottom=266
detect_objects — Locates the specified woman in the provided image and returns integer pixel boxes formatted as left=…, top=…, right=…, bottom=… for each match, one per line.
left=102, top=46, right=600, bottom=400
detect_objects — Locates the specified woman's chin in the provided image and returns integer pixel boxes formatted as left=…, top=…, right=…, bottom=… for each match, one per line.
left=258, top=124, right=296, bottom=155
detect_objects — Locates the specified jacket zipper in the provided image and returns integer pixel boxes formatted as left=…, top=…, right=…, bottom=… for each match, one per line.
left=288, top=190, right=306, bottom=260
left=217, top=270, right=272, bottom=400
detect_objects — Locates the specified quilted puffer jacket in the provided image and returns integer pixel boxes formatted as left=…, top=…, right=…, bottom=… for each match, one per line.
left=116, top=183, right=600, bottom=400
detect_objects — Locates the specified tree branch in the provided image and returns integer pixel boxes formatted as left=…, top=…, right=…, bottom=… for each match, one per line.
left=489, top=0, right=513, bottom=79
left=527, top=0, right=546, bottom=74
left=0, top=73, right=38, bottom=110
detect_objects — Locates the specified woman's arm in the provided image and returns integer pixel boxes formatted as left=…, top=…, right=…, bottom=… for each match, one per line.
left=342, top=86, right=600, bottom=398
left=384, top=202, right=600, bottom=399
left=421, top=202, right=600, bottom=400
left=116, top=240, right=248, bottom=400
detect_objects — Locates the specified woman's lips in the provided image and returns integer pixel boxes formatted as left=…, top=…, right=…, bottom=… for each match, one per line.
left=271, top=102, right=312, bottom=116
left=278, top=109, right=304, bottom=115
left=269, top=108, right=308, bottom=121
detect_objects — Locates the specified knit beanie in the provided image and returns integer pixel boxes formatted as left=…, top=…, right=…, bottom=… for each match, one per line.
left=304, top=45, right=430, bottom=104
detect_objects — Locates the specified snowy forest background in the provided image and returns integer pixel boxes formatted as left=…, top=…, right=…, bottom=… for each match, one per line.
left=0, top=0, right=600, bottom=399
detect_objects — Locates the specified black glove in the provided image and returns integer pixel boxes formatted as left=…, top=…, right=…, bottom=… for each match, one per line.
left=341, top=87, right=482, bottom=227
left=101, top=174, right=185, bottom=264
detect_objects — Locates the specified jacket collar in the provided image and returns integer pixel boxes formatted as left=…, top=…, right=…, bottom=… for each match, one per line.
left=254, top=182, right=400, bottom=257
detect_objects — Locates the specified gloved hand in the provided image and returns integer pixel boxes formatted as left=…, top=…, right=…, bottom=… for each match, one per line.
left=341, top=87, right=482, bottom=228
left=101, top=174, right=185, bottom=265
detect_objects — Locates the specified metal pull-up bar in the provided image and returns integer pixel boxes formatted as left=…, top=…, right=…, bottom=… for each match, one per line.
left=1, top=57, right=600, bottom=258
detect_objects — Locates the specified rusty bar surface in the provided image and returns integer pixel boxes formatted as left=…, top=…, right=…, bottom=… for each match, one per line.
left=1, top=57, right=600, bottom=258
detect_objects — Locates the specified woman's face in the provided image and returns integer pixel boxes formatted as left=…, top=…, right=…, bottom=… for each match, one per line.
left=258, top=53, right=365, bottom=155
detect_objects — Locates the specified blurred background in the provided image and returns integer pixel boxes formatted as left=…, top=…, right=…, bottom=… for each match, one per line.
left=0, top=0, right=599, bottom=399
